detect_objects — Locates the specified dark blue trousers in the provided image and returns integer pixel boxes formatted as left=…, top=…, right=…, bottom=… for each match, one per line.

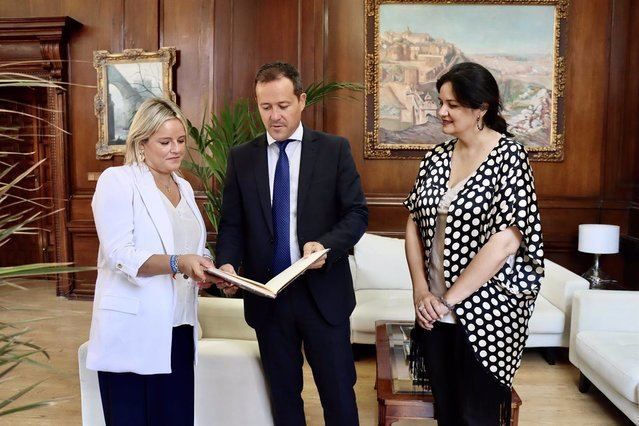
left=98, top=325, right=194, bottom=426
left=254, top=278, right=359, bottom=426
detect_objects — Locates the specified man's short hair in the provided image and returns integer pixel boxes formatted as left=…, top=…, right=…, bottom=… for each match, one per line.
left=254, top=61, right=303, bottom=97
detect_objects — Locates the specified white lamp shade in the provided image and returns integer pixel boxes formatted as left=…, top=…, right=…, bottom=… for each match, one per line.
left=578, top=224, right=620, bottom=254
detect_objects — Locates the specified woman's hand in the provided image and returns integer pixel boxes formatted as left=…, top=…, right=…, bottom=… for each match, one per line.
left=414, top=290, right=449, bottom=330
left=177, top=254, right=213, bottom=283
left=195, top=256, right=215, bottom=289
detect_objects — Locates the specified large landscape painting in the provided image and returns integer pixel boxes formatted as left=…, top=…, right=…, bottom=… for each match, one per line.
left=364, top=0, right=568, bottom=160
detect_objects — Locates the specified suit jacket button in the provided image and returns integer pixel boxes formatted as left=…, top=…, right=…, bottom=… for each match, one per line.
left=116, top=263, right=123, bottom=269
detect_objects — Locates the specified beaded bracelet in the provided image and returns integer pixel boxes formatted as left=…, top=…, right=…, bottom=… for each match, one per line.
left=169, top=254, right=181, bottom=274
left=437, top=296, right=455, bottom=312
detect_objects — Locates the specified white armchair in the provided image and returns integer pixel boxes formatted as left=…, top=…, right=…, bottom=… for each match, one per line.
left=525, top=259, right=589, bottom=363
left=569, top=290, right=639, bottom=424
left=78, top=297, right=273, bottom=426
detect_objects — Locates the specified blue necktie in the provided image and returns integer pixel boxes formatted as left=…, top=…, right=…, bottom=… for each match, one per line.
left=272, top=139, right=293, bottom=275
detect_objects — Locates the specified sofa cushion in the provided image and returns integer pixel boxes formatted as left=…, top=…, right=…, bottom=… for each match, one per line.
left=528, top=296, right=565, bottom=335
left=575, top=331, right=639, bottom=403
left=198, top=297, right=256, bottom=341
left=353, top=233, right=412, bottom=291
left=351, top=289, right=414, bottom=332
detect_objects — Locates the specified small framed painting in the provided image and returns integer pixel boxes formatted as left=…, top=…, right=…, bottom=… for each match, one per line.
left=93, top=47, right=176, bottom=159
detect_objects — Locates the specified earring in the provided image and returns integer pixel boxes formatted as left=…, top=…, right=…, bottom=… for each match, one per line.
left=139, top=150, right=145, bottom=162
left=476, top=116, right=484, bottom=131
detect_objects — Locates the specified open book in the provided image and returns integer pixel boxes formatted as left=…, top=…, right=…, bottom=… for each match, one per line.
left=204, top=249, right=330, bottom=299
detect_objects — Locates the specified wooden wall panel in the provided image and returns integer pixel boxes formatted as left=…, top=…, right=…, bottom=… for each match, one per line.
left=619, top=0, right=639, bottom=289
left=162, top=0, right=215, bottom=191
left=0, top=0, right=636, bottom=295
left=64, top=0, right=126, bottom=201
left=69, top=233, right=100, bottom=298
left=542, top=0, right=609, bottom=198
left=163, top=0, right=214, bottom=123
left=124, top=0, right=158, bottom=50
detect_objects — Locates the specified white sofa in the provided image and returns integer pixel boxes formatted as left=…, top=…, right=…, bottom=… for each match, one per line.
left=349, top=233, right=589, bottom=356
left=569, top=290, right=639, bottom=425
left=78, top=297, right=273, bottom=426
left=195, top=297, right=273, bottom=425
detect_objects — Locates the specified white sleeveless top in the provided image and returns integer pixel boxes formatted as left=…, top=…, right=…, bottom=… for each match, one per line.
left=158, top=190, right=201, bottom=327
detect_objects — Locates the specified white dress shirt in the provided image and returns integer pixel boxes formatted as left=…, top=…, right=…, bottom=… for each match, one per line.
left=158, top=190, right=201, bottom=327
left=266, top=122, right=303, bottom=264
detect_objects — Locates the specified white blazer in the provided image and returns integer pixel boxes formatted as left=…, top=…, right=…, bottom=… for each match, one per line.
left=86, top=164, right=209, bottom=374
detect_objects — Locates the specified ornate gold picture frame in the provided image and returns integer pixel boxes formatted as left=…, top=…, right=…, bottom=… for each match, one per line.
left=364, top=0, right=569, bottom=161
left=93, top=47, right=176, bottom=159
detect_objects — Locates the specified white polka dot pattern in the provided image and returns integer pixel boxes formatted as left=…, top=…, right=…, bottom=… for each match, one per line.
left=404, top=137, right=545, bottom=387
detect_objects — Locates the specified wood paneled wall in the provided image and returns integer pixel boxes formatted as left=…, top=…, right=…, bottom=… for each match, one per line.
left=0, top=0, right=636, bottom=296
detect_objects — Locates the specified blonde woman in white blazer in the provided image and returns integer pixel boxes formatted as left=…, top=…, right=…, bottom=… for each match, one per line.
left=87, top=98, right=215, bottom=426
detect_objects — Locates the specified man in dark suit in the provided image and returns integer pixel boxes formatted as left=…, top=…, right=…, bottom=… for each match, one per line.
left=214, top=62, right=367, bottom=425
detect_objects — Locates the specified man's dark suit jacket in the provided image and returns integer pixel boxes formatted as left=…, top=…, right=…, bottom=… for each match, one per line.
left=215, top=127, right=368, bottom=328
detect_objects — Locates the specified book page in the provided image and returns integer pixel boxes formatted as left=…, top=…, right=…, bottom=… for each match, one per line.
left=204, top=268, right=276, bottom=298
left=264, top=248, right=330, bottom=294
left=204, top=248, right=330, bottom=298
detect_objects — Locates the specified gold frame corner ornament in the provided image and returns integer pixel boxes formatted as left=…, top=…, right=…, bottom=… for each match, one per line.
left=93, top=47, right=177, bottom=159
left=363, top=0, right=569, bottom=161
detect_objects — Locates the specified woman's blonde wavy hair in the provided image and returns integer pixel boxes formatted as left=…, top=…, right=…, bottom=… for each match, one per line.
left=124, top=97, right=189, bottom=165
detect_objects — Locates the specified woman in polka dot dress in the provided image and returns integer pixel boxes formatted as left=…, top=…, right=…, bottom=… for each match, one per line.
left=404, top=62, right=544, bottom=425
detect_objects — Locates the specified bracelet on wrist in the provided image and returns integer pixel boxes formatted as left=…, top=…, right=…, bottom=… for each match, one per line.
left=438, top=296, right=455, bottom=312
left=169, top=255, right=181, bottom=274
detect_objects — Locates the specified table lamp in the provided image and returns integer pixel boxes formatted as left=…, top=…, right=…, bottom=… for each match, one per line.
left=578, top=224, right=619, bottom=289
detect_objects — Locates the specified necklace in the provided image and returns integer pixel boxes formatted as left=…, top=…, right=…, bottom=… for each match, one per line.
left=161, top=177, right=173, bottom=193
left=147, top=164, right=175, bottom=194
left=154, top=174, right=174, bottom=194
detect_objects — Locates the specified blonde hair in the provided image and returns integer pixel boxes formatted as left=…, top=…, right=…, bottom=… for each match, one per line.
left=124, top=97, right=189, bottom=165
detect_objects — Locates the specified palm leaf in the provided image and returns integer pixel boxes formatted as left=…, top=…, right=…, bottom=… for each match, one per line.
left=0, top=264, right=94, bottom=280
left=0, top=397, right=68, bottom=417
left=304, top=81, right=363, bottom=107
left=0, top=159, right=46, bottom=198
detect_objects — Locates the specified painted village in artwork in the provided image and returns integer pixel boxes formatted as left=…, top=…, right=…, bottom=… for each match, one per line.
left=379, top=28, right=553, bottom=148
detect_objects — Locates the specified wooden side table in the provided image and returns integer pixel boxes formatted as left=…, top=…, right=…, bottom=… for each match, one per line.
left=375, top=321, right=521, bottom=425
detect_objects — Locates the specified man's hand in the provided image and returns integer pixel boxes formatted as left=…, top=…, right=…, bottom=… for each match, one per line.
left=303, top=241, right=327, bottom=269
left=214, top=263, right=239, bottom=296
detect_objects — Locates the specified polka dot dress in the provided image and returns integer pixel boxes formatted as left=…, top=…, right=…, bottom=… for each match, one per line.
left=404, top=137, right=545, bottom=387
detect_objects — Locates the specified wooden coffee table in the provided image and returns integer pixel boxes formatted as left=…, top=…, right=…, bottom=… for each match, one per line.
left=375, top=321, right=521, bottom=425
